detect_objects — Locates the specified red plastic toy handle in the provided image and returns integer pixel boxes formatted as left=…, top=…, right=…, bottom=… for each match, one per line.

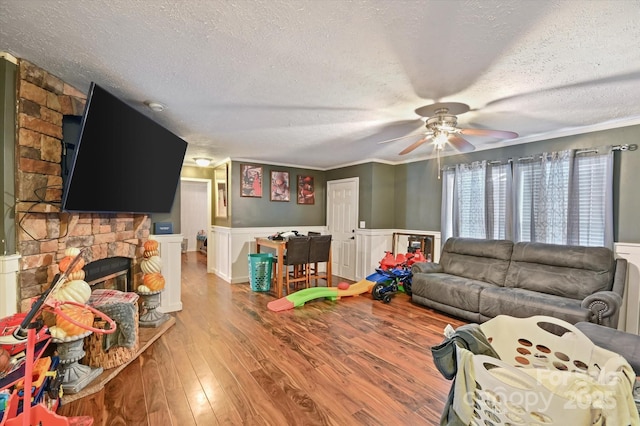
left=49, top=301, right=117, bottom=335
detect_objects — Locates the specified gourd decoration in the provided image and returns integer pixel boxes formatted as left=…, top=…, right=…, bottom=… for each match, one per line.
left=143, top=249, right=159, bottom=258
left=143, top=239, right=160, bottom=258
left=67, top=269, right=86, bottom=281
left=51, top=279, right=92, bottom=304
left=54, top=305, right=94, bottom=337
left=58, top=255, right=86, bottom=273
left=65, top=247, right=81, bottom=257
left=0, top=348, right=10, bottom=373
left=140, top=255, right=162, bottom=274
left=144, top=239, right=159, bottom=252
left=142, top=272, right=165, bottom=292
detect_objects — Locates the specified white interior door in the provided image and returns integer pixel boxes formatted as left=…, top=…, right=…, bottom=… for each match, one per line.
left=180, top=179, right=211, bottom=251
left=327, top=178, right=358, bottom=281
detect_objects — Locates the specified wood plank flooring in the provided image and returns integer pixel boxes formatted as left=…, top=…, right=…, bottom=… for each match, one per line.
left=59, top=251, right=465, bottom=425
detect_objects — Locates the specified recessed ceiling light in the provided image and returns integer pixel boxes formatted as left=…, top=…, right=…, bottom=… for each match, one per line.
left=194, top=158, right=212, bottom=167
left=145, top=101, right=165, bottom=112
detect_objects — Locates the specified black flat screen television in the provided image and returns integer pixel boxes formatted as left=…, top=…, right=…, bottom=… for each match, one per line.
left=62, top=82, right=187, bottom=213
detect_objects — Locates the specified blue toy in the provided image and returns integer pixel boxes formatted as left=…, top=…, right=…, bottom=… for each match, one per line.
left=367, top=267, right=413, bottom=303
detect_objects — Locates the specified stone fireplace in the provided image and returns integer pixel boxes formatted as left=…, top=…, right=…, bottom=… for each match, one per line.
left=12, top=60, right=151, bottom=312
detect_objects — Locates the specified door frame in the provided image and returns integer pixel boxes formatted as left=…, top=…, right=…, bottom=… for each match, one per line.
left=180, top=177, right=212, bottom=249
left=326, top=177, right=359, bottom=280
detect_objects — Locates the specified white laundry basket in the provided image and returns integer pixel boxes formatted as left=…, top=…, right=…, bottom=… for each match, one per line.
left=451, top=315, right=638, bottom=426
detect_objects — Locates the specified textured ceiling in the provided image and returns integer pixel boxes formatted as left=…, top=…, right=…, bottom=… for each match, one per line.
left=1, top=0, right=640, bottom=169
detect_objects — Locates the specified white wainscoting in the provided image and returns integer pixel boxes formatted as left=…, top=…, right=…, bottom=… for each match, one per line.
left=210, top=226, right=327, bottom=284
left=355, top=229, right=441, bottom=281
left=210, top=226, right=440, bottom=284
left=615, top=243, right=640, bottom=333
left=0, top=254, right=20, bottom=317
left=355, top=229, right=394, bottom=281
left=151, top=234, right=183, bottom=313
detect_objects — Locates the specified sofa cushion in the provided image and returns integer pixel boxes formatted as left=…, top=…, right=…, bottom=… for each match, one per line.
left=504, top=242, right=615, bottom=300
left=411, top=272, right=494, bottom=313
left=480, top=286, right=590, bottom=324
left=440, top=238, right=513, bottom=286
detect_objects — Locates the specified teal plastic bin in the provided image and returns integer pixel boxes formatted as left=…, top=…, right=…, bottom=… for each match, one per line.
left=248, top=253, right=273, bottom=292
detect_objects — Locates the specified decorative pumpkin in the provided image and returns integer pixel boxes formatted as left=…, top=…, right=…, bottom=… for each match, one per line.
left=51, top=279, right=91, bottom=304
left=58, top=255, right=85, bottom=273
left=48, top=326, right=67, bottom=340
left=0, top=348, right=11, bottom=373
left=66, top=269, right=86, bottom=281
left=64, top=247, right=81, bottom=257
left=137, top=284, right=151, bottom=293
left=140, top=256, right=161, bottom=274
left=144, top=240, right=159, bottom=252
left=143, top=249, right=159, bottom=258
left=143, top=272, right=165, bottom=291
left=55, top=305, right=94, bottom=336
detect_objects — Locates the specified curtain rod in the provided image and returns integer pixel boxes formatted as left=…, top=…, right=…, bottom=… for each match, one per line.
left=441, top=144, right=637, bottom=171
left=516, top=143, right=637, bottom=162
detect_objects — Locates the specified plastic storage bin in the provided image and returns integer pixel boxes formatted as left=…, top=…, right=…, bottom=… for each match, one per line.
left=248, top=253, right=273, bottom=292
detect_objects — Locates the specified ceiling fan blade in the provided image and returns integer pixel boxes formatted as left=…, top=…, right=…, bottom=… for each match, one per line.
left=448, top=134, right=476, bottom=153
left=399, top=137, right=430, bottom=155
left=378, top=131, right=431, bottom=145
left=459, top=128, right=518, bottom=139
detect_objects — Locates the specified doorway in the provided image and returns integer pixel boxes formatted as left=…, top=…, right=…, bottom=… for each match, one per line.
left=180, top=178, right=211, bottom=252
left=327, top=178, right=358, bottom=280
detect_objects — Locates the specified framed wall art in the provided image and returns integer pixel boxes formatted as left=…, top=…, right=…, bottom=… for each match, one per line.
left=297, top=175, right=315, bottom=204
left=214, top=163, right=228, bottom=218
left=270, top=171, right=290, bottom=201
left=240, top=164, right=263, bottom=197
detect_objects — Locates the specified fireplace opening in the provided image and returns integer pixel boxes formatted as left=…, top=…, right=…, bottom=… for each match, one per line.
left=83, top=257, right=132, bottom=292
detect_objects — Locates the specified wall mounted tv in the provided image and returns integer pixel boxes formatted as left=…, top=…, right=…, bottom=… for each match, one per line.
left=62, top=82, right=187, bottom=214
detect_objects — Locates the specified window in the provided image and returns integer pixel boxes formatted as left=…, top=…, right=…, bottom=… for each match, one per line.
left=442, top=147, right=613, bottom=248
left=441, top=161, right=511, bottom=242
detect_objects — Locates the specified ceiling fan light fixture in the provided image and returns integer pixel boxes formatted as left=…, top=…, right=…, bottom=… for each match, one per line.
left=194, top=157, right=212, bottom=167
left=434, top=132, right=449, bottom=148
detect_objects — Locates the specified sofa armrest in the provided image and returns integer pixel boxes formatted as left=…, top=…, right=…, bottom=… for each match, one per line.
left=581, top=290, right=622, bottom=328
left=411, top=262, right=443, bottom=274
left=611, top=258, right=628, bottom=298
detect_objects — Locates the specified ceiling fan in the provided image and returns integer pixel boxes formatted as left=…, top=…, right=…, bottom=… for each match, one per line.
left=380, top=102, right=518, bottom=155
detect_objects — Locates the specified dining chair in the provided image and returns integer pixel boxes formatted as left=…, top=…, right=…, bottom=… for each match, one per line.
left=308, top=234, right=332, bottom=287
left=282, top=236, right=311, bottom=294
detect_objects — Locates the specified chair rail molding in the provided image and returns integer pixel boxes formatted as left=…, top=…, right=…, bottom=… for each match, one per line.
left=615, top=242, right=640, bottom=334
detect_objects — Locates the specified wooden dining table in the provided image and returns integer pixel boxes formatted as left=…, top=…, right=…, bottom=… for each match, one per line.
left=255, top=236, right=333, bottom=299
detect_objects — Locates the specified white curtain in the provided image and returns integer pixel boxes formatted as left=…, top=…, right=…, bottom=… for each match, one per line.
left=456, top=161, right=487, bottom=238
left=513, top=147, right=613, bottom=247
left=441, top=161, right=512, bottom=242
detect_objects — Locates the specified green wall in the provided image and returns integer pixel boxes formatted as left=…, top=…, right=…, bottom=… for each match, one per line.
left=230, top=161, right=326, bottom=228
left=1, top=57, right=16, bottom=254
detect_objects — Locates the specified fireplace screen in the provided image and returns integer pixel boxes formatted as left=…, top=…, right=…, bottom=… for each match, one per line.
left=83, top=256, right=132, bottom=292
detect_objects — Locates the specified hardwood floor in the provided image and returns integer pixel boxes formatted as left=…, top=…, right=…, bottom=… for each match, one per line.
left=59, top=251, right=465, bottom=425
